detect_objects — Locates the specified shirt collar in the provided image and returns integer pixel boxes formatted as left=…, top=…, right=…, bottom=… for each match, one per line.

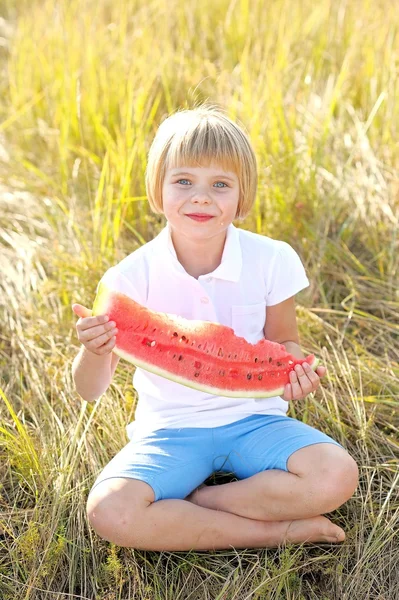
left=157, top=220, right=242, bottom=282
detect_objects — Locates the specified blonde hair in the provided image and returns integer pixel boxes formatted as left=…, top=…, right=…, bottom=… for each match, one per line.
left=145, top=103, right=258, bottom=221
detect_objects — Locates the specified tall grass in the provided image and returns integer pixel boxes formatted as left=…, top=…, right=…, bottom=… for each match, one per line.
left=0, top=0, right=398, bottom=598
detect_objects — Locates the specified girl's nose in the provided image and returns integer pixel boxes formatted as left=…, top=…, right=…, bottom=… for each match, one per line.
left=191, top=193, right=212, bottom=203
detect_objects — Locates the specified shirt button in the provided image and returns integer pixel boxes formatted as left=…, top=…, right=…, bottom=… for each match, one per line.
left=200, top=297, right=209, bottom=304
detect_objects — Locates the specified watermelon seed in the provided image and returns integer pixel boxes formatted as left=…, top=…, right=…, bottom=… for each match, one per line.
left=198, top=344, right=202, bottom=349
left=173, top=332, right=178, bottom=337
left=194, top=372, right=199, bottom=377
left=218, top=348, right=223, bottom=357
left=219, top=370, right=225, bottom=376
left=247, top=373, right=252, bottom=380
left=258, top=374, right=263, bottom=380
left=254, top=357, right=258, bottom=363
left=269, top=357, right=273, bottom=363
left=178, top=355, right=183, bottom=361
left=172, top=354, right=176, bottom=359
left=276, top=361, right=282, bottom=366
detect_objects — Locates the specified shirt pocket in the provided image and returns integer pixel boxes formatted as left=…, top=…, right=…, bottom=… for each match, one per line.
left=231, top=302, right=266, bottom=341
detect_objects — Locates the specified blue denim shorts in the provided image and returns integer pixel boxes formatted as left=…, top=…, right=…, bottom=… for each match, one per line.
left=90, top=414, right=344, bottom=502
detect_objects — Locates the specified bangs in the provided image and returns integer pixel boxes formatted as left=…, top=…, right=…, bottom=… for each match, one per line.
left=164, top=119, right=241, bottom=177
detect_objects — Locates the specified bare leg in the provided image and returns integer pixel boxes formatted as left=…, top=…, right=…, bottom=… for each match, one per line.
left=88, top=478, right=345, bottom=551
left=186, top=445, right=358, bottom=522
left=140, top=500, right=345, bottom=551
left=186, top=470, right=327, bottom=520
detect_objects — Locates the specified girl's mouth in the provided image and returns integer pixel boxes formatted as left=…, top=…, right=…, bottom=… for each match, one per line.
left=186, top=214, right=214, bottom=222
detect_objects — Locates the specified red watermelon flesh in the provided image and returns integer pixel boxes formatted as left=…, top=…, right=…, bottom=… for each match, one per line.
left=92, top=282, right=319, bottom=398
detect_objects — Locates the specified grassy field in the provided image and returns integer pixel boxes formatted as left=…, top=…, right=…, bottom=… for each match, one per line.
left=0, top=0, right=398, bottom=598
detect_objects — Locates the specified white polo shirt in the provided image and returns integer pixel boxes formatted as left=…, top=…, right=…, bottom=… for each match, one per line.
left=97, top=221, right=310, bottom=439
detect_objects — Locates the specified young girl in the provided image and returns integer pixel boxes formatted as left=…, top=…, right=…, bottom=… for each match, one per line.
left=72, top=104, right=358, bottom=551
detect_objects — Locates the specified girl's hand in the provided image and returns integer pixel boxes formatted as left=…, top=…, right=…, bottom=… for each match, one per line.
left=281, top=363, right=327, bottom=402
left=72, top=303, right=118, bottom=355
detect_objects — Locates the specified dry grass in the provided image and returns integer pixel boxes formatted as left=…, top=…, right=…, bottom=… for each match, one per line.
left=0, top=0, right=398, bottom=598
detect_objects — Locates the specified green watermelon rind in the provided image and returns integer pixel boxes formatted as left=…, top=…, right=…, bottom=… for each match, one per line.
left=92, top=281, right=110, bottom=315
left=111, top=344, right=319, bottom=398
left=92, top=282, right=320, bottom=398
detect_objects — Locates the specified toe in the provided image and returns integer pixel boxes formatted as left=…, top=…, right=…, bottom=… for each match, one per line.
left=328, top=527, right=345, bottom=543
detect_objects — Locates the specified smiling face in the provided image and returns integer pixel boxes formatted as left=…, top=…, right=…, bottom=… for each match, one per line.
left=161, top=162, right=240, bottom=237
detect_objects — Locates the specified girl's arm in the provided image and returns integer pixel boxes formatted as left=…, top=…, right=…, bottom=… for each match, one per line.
left=72, top=347, right=119, bottom=403
left=263, top=296, right=305, bottom=359
left=264, top=295, right=327, bottom=401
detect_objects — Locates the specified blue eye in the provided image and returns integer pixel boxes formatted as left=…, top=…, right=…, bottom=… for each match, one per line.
left=176, top=179, right=228, bottom=188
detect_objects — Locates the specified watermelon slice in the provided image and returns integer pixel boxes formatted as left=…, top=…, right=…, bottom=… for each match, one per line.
left=92, top=282, right=319, bottom=398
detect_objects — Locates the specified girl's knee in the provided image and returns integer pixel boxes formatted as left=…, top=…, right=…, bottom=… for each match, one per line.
left=312, top=452, right=359, bottom=512
left=341, top=454, right=359, bottom=492
left=86, top=478, right=154, bottom=546
left=290, top=444, right=359, bottom=513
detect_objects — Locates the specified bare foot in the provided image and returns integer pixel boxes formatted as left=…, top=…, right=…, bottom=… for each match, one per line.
left=284, top=515, right=346, bottom=544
